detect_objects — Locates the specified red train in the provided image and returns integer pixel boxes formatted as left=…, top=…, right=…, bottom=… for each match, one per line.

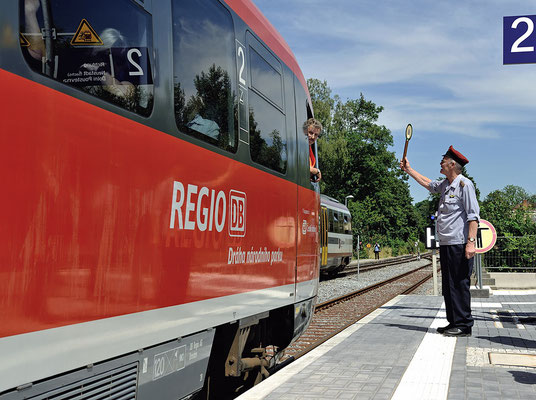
left=0, top=1, right=319, bottom=398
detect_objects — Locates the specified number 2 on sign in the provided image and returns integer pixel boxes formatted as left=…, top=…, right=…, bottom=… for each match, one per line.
left=511, top=17, right=535, bottom=53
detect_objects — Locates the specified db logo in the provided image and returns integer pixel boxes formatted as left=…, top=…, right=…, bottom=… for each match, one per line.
left=229, top=190, right=246, bottom=237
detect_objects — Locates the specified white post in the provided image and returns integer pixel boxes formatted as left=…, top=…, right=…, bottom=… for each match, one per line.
left=432, top=248, right=438, bottom=296
left=476, top=253, right=482, bottom=289
left=357, top=234, right=360, bottom=279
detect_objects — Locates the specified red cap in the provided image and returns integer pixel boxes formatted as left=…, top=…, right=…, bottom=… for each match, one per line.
left=443, top=145, right=469, bottom=166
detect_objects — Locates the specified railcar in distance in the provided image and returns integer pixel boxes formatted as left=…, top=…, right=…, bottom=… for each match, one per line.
left=319, top=195, right=353, bottom=275
left=0, top=0, right=320, bottom=399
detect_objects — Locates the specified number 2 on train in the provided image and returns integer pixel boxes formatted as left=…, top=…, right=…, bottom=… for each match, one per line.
left=127, top=48, right=144, bottom=76
left=237, top=43, right=246, bottom=86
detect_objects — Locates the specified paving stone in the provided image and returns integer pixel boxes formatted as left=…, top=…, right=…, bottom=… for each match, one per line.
left=238, top=293, right=536, bottom=400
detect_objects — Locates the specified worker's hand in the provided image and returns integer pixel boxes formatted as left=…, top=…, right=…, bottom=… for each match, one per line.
left=466, top=241, right=476, bottom=259
left=400, top=157, right=410, bottom=172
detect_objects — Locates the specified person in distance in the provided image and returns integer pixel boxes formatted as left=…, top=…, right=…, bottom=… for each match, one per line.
left=400, top=146, right=480, bottom=337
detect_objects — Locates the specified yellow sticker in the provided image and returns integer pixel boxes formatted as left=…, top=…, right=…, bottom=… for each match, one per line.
left=70, top=19, right=103, bottom=46
left=19, top=33, right=30, bottom=47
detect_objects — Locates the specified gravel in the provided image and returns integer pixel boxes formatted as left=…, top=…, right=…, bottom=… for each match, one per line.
left=317, top=257, right=443, bottom=303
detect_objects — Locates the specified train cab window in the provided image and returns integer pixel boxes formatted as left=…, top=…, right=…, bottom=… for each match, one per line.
left=248, top=45, right=287, bottom=174
left=333, top=212, right=338, bottom=227
left=19, top=0, right=154, bottom=116
left=344, top=214, right=351, bottom=234
left=172, top=0, right=237, bottom=153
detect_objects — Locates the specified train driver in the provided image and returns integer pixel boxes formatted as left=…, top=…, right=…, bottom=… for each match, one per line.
left=303, top=118, right=322, bottom=182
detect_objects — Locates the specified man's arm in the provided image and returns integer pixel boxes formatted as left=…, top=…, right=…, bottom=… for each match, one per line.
left=400, top=157, right=431, bottom=189
left=465, top=220, right=478, bottom=259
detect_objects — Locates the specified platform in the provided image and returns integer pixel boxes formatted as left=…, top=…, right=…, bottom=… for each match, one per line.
left=238, top=291, right=536, bottom=400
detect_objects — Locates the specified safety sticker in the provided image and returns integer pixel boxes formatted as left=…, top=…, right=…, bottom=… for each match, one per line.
left=19, top=33, right=30, bottom=47
left=70, top=19, right=103, bottom=46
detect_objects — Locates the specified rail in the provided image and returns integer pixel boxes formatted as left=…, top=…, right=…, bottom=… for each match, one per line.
left=280, top=262, right=436, bottom=363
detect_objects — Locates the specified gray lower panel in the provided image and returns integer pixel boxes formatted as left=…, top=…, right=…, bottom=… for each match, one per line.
left=0, top=329, right=214, bottom=400
left=137, top=329, right=214, bottom=400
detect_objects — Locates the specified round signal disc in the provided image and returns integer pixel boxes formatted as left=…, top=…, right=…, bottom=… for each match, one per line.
left=405, top=124, right=413, bottom=140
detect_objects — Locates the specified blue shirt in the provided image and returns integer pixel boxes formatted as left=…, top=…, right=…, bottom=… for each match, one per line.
left=428, top=175, right=480, bottom=245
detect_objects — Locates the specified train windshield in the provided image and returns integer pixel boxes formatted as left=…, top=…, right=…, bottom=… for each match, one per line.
left=19, top=0, right=154, bottom=116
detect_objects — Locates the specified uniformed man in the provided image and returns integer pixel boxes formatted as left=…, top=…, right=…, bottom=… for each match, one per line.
left=400, top=146, right=480, bottom=337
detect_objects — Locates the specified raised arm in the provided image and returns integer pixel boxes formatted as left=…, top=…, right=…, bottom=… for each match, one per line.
left=400, top=157, right=431, bottom=189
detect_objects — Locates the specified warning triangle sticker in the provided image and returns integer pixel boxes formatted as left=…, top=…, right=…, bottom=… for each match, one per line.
left=20, top=33, right=30, bottom=47
left=70, top=19, right=103, bottom=46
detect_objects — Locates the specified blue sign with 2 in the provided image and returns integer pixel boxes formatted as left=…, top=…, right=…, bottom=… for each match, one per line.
left=504, top=15, right=536, bottom=64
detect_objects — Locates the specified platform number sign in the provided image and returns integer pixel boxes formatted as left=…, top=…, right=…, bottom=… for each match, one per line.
left=504, top=15, right=536, bottom=64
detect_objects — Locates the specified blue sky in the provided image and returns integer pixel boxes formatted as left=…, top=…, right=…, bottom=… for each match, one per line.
left=254, top=0, right=536, bottom=203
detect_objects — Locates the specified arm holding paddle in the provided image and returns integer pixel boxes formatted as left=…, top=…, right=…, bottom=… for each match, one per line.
left=399, top=123, right=432, bottom=189
left=400, top=157, right=431, bottom=189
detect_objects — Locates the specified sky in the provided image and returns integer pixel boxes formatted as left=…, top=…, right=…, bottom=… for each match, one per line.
left=253, top=0, right=536, bottom=204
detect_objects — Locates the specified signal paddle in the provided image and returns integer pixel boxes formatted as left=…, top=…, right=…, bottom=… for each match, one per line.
left=402, top=124, right=412, bottom=165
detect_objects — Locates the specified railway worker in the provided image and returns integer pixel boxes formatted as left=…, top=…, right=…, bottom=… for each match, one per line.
left=303, top=118, right=322, bottom=182
left=400, top=146, right=480, bottom=337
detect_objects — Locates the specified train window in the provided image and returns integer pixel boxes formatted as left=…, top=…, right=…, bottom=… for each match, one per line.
left=249, top=93, right=287, bottom=173
left=344, top=214, right=351, bottom=234
left=172, top=0, right=238, bottom=153
left=328, top=209, right=334, bottom=232
left=19, top=0, right=154, bottom=116
left=334, top=212, right=342, bottom=233
left=250, top=47, right=283, bottom=108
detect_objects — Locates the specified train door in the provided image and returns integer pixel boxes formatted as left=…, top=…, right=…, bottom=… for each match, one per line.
left=320, top=206, right=328, bottom=267
left=294, top=76, right=319, bottom=301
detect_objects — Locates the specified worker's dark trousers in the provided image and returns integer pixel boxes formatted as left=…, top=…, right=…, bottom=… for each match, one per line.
left=440, top=244, right=474, bottom=329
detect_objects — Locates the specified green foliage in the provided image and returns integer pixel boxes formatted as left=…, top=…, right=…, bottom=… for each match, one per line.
left=481, top=185, right=536, bottom=236
left=308, top=78, right=419, bottom=251
left=485, top=235, right=536, bottom=272
left=479, top=185, right=536, bottom=271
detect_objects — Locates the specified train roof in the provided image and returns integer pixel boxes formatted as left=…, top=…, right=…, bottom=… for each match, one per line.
left=320, top=194, right=350, bottom=213
left=225, top=0, right=309, bottom=98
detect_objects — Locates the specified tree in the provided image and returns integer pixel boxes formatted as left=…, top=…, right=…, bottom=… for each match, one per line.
left=481, top=185, right=536, bottom=236
left=308, top=79, right=419, bottom=253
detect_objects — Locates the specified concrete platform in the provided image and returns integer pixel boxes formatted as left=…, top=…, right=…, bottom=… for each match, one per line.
left=238, top=291, right=536, bottom=400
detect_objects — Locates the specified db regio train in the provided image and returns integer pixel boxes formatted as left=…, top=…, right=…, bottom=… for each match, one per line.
left=0, top=0, right=320, bottom=399
left=319, top=195, right=353, bottom=275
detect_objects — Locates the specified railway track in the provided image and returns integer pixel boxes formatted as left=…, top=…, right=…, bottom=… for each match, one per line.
left=279, top=261, right=436, bottom=362
left=341, top=253, right=432, bottom=275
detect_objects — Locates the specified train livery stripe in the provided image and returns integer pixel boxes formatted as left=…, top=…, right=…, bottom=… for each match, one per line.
left=0, top=68, right=318, bottom=338
left=0, top=281, right=316, bottom=392
left=224, top=0, right=308, bottom=96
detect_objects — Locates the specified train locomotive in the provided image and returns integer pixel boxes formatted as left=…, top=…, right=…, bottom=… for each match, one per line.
left=0, top=0, right=320, bottom=398
left=319, top=195, right=353, bottom=275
